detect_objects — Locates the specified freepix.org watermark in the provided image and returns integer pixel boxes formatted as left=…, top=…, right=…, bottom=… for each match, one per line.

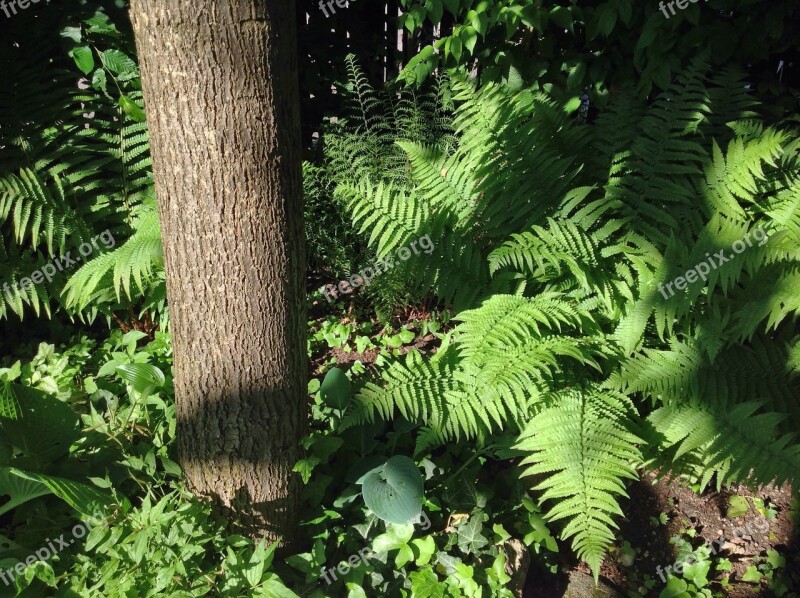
left=1, top=0, right=43, bottom=19
left=317, top=0, right=356, bottom=18
left=658, top=225, right=769, bottom=300
left=319, top=511, right=431, bottom=586
left=0, top=510, right=108, bottom=587
left=658, top=0, right=708, bottom=20
left=320, top=234, right=434, bottom=304
left=1, top=230, right=115, bottom=296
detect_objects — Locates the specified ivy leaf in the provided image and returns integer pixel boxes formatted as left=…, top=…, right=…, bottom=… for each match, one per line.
left=409, top=569, right=445, bottom=597
left=412, top=536, right=436, bottom=565
left=683, top=559, right=711, bottom=588
left=766, top=549, right=785, bottom=569
left=659, top=576, right=688, bottom=598
left=727, top=495, right=750, bottom=518
left=456, top=516, right=489, bottom=555
left=741, top=565, right=762, bottom=583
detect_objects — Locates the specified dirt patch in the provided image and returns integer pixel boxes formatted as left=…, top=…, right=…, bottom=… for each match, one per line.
left=603, top=474, right=798, bottom=596
left=523, top=474, right=798, bottom=597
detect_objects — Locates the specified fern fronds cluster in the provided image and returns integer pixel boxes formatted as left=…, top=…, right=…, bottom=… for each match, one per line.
left=0, top=29, right=153, bottom=321
left=337, top=59, right=800, bottom=577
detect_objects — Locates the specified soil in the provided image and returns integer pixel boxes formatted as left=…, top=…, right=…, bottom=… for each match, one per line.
left=524, top=474, right=799, bottom=597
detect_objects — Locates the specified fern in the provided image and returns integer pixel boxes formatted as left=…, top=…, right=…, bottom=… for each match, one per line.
left=62, top=199, right=164, bottom=317
left=647, top=401, right=800, bottom=492
left=0, top=26, right=153, bottom=322
left=516, top=387, right=642, bottom=578
left=338, top=59, right=800, bottom=578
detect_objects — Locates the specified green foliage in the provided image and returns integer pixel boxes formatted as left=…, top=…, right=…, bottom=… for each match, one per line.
left=0, top=329, right=301, bottom=597
left=516, top=387, right=641, bottom=577
left=62, top=198, right=166, bottom=324
left=0, top=377, right=116, bottom=519
left=359, top=455, right=425, bottom=525
left=293, top=351, right=547, bottom=596
left=398, top=0, right=800, bottom=117
left=337, top=60, right=800, bottom=578
left=0, top=7, right=153, bottom=324
left=62, top=490, right=296, bottom=598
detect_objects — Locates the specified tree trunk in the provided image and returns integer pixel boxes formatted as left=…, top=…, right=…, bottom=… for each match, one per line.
left=129, top=0, right=306, bottom=546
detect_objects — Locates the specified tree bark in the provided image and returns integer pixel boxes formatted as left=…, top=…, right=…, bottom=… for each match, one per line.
left=129, top=0, right=306, bottom=545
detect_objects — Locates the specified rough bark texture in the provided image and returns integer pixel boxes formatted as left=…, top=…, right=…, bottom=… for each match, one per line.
left=129, top=0, right=306, bottom=545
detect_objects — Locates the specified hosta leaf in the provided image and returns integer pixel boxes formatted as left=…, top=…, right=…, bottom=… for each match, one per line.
left=0, top=383, right=79, bottom=465
left=0, top=468, right=114, bottom=516
left=320, top=367, right=351, bottom=410
left=116, top=363, right=165, bottom=395
left=361, top=456, right=424, bottom=524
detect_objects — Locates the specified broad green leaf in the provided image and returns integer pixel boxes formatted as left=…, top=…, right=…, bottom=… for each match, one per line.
left=0, top=467, right=50, bottom=516
left=766, top=549, right=785, bottom=569
left=0, top=468, right=113, bottom=517
left=116, top=363, right=165, bottom=395
left=424, top=0, right=444, bottom=24
left=118, top=95, right=147, bottom=123
left=396, top=543, right=415, bottom=568
left=256, top=575, right=301, bottom=597
left=0, top=383, right=79, bottom=465
left=727, top=495, right=750, bottom=518
left=659, top=576, right=689, bottom=598
left=456, top=516, right=489, bottom=555
left=412, top=536, right=436, bottom=565
left=741, top=565, right=762, bottom=582
left=373, top=523, right=414, bottom=552
left=320, top=367, right=351, bottom=409
left=362, top=456, right=424, bottom=524
left=683, top=559, right=711, bottom=588
left=442, top=0, right=460, bottom=16
left=448, top=35, right=463, bottom=61
left=564, top=97, right=582, bottom=113
left=549, top=6, right=573, bottom=30
left=69, top=46, right=94, bottom=74
left=409, top=569, right=445, bottom=597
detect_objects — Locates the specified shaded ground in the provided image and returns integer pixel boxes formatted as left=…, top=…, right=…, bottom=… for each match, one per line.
left=524, top=475, right=798, bottom=597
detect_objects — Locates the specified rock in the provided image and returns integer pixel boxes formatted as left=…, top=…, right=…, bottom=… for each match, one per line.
left=501, top=539, right=530, bottom=598
left=562, top=571, right=621, bottom=598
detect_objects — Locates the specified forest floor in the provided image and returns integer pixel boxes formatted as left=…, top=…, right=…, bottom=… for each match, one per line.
left=526, top=476, right=798, bottom=597
left=306, top=306, right=799, bottom=597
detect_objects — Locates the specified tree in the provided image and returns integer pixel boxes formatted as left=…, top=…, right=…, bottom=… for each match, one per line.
left=128, top=0, right=307, bottom=545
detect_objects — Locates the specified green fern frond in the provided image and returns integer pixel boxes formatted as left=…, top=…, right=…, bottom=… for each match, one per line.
left=336, top=179, right=429, bottom=258
left=648, top=401, right=800, bottom=492
left=516, top=387, right=642, bottom=578
left=704, top=132, right=786, bottom=222
left=63, top=201, right=162, bottom=312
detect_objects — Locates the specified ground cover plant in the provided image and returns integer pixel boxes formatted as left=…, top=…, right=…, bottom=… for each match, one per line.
left=0, top=0, right=798, bottom=597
